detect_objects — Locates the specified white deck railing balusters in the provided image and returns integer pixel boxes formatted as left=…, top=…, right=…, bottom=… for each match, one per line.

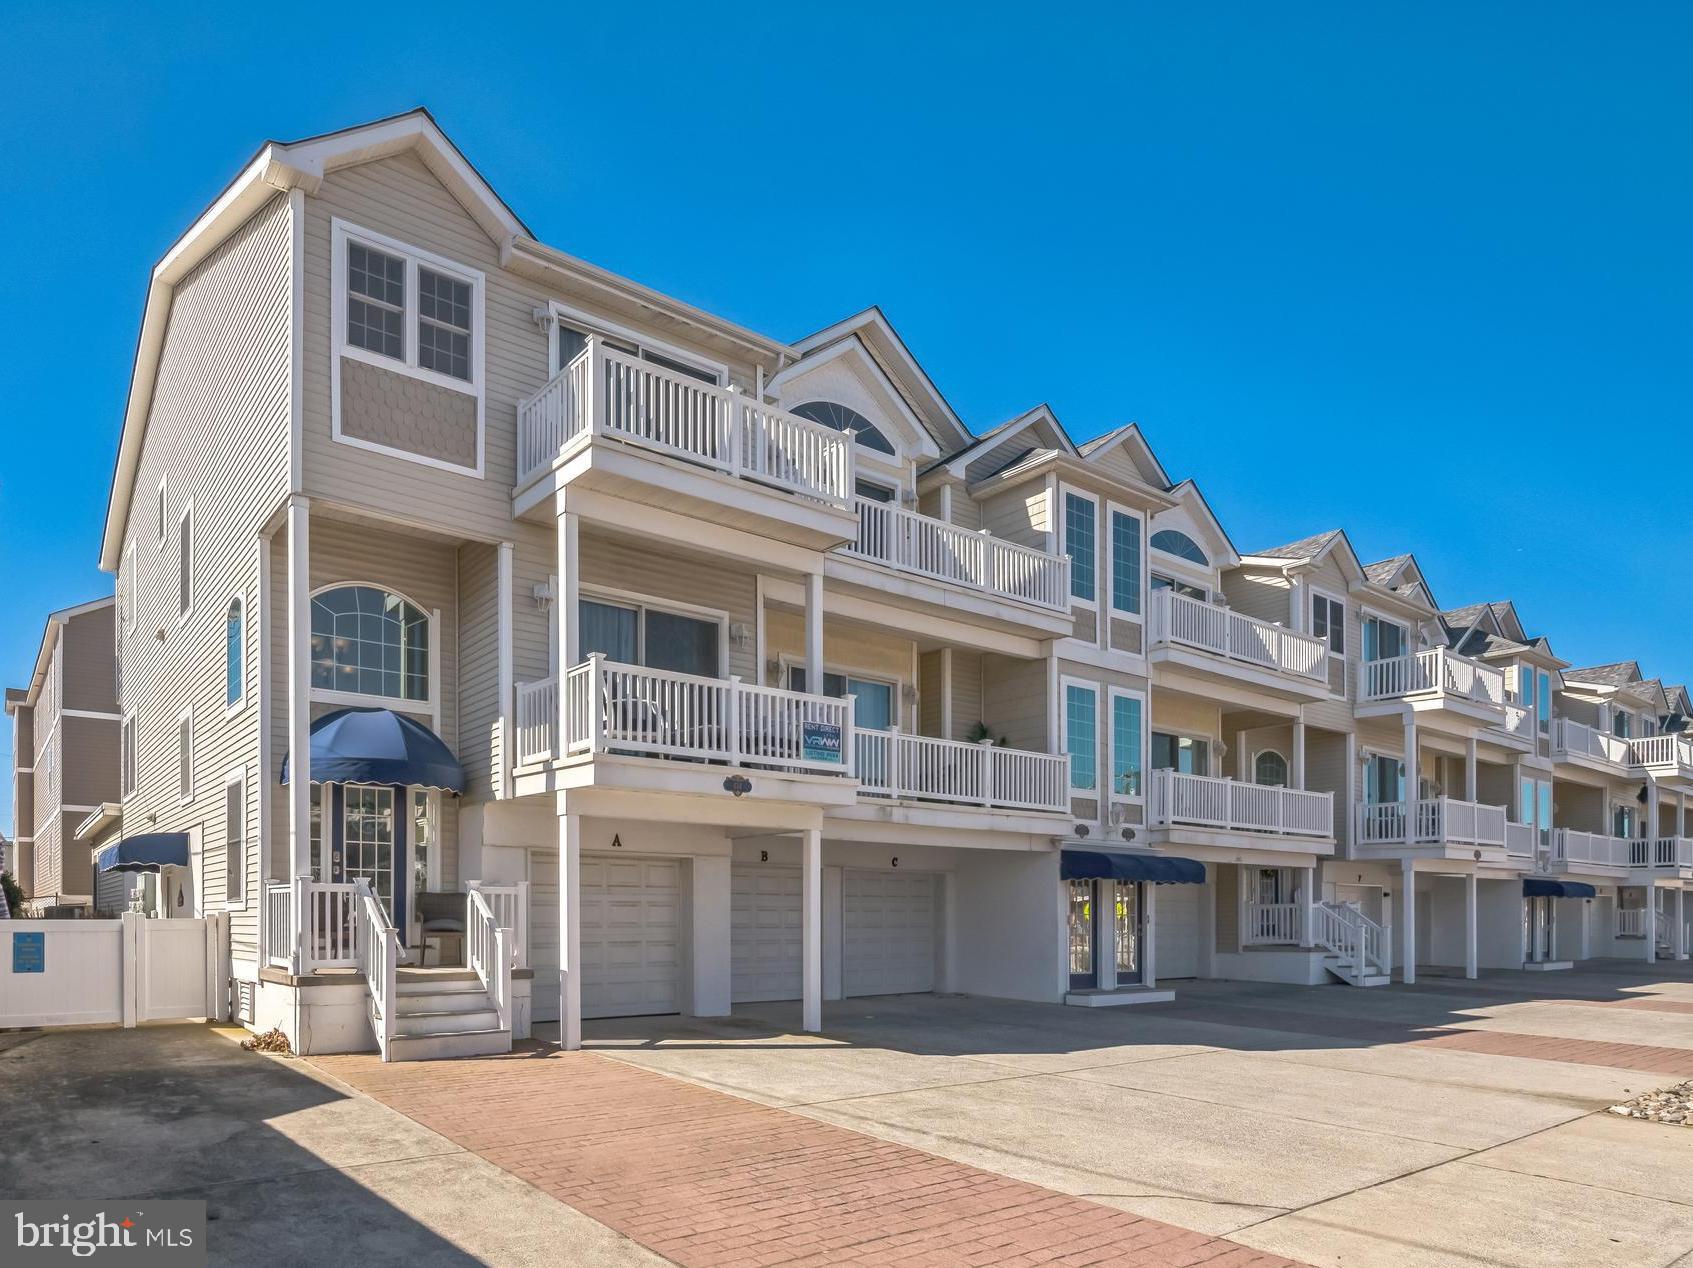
left=1357, top=797, right=1507, bottom=847
left=1147, top=589, right=1327, bottom=683
left=1362, top=648, right=1505, bottom=708
left=854, top=731, right=1067, bottom=812
left=842, top=496, right=1069, bottom=610
left=1147, top=769, right=1332, bottom=837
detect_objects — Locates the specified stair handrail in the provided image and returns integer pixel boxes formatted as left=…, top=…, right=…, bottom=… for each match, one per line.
left=467, top=887, right=513, bottom=1037
left=1313, top=900, right=1391, bottom=979
left=353, top=879, right=400, bottom=1062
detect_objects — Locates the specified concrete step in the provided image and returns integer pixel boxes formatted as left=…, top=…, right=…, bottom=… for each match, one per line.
left=387, top=1027, right=511, bottom=1061
left=396, top=975, right=484, bottom=997
left=396, top=987, right=495, bottom=1011
left=396, top=968, right=479, bottom=987
left=395, top=1006, right=502, bottom=1037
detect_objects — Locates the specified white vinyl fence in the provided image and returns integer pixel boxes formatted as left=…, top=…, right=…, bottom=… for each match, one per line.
left=0, top=913, right=227, bottom=1030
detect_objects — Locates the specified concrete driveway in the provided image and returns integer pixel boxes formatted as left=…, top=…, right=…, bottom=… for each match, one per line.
left=584, top=961, right=1693, bottom=1268
left=0, top=1024, right=662, bottom=1268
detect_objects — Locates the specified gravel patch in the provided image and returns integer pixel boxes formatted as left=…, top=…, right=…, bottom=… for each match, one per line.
left=1609, top=1081, right=1693, bottom=1125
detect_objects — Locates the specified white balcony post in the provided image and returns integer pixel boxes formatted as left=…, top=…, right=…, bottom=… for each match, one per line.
left=1676, top=888, right=1689, bottom=961
left=582, top=337, right=603, bottom=435
left=1464, top=736, right=1477, bottom=802
left=1464, top=872, right=1478, bottom=980
left=1402, top=714, right=1418, bottom=809
left=556, top=807, right=582, bottom=1050
left=556, top=509, right=580, bottom=747
left=1300, top=866, right=1316, bottom=948
left=1643, top=881, right=1657, bottom=964
left=887, top=726, right=902, bottom=798
left=1399, top=859, right=1417, bottom=985
left=804, top=572, right=824, bottom=694
left=980, top=740, right=993, bottom=808
left=286, top=495, right=313, bottom=885
left=1648, top=782, right=1662, bottom=856
left=1291, top=720, right=1306, bottom=791
left=497, top=541, right=514, bottom=799
left=801, top=828, right=822, bottom=1033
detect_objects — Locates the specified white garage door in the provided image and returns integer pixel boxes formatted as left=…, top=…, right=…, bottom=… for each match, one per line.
left=844, top=871, right=936, bottom=997
left=731, top=865, right=802, bottom=1003
left=530, top=851, right=560, bottom=1022
left=580, top=857, right=682, bottom=1019
left=1154, top=883, right=1200, bottom=979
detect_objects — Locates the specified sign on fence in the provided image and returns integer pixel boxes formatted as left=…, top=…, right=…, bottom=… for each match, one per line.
left=802, top=721, right=842, bottom=764
left=13, top=930, right=44, bottom=973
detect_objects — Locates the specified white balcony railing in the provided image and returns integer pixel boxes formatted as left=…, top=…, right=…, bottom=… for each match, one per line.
left=521, top=655, right=856, bottom=777
left=1628, top=734, right=1693, bottom=772
left=1148, top=769, right=1333, bottom=837
left=1243, top=901, right=1305, bottom=945
left=843, top=497, right=1069, bottom=611
left=1312, top=901, right=1391, bottom=978
left=1361, top=648, right=1505, bottom=708
left=1631, top=837, right=1693, bottom=870
left=264, top=881, right=294, bottom=968
left=1499, top=703, right=1534, bottom=742
left=1147, top=589, right=1327, bottom=683
left=467, top=881, right=530, bottom=969
left=855, top=731, right=1068, bottom=813
left=1616, top=908, right=1646, bottom=938
left=1504, top=821, right=1539, bottom=861
left=265, top=878, right=361, bottom=974
left=1551, top=829, right=1630, bottom=870
left=1358, top=797, right=1508, bottom=848
left=517, top=338, right=854, bottom=507
left=1551, top=718, right=1629, bottom=766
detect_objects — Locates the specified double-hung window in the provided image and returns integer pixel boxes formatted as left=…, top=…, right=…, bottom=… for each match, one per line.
left=1109, top=509, right=1142, bottom=616
left=338, top=224, right=481, bottom=388
left=1109, top=690, right=1144, bottom=798
left=1065, top=492, right=1097, bottom=604
left=1311, top=594, right=1345, bottom=654
left=1064, top=682, right=1098, bottom=794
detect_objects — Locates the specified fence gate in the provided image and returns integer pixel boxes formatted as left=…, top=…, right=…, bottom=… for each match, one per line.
left=1, top=913, right=227, bottom=1030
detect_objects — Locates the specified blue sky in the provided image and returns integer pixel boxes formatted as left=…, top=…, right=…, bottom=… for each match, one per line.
left=1, top=3, right=1689, bottom=832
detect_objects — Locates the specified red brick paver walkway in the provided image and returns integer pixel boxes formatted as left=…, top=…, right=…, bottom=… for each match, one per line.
left=314, top=1047, right=1304, bottom=1268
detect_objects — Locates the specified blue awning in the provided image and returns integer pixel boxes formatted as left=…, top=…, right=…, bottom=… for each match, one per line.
left=94, top=832, right=189, bottom=874
left=1524, top=878, right=1597, bottom=899
left=281, top=707, right=464, bottom=793
left=1061, top=850, right=1206, bottom=884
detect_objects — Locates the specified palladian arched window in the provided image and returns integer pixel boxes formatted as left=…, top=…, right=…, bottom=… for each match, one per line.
left=1150, top=529, right=1209, bottom=566
left=311, top=585, right=429, bottom=702
left=1255, top=750, right=1289, bottom=787
left=790, top=400, right=896, bottom=455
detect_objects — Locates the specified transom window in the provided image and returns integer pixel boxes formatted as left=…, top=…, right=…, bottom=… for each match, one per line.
left=311, top=586, right=429, bottom=702
left=1149, top=529, right=1208, bottom=566
left=790, top=401, right=895, bottom=456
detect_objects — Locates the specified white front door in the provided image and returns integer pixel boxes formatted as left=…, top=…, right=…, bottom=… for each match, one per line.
left=843, top=871, right=936, bottom=997
left=1155, top=883, right=1200, bottom=979
left=731, top=865, right=802, bottom=1003
left=580, top=856, right=682, bottom=1019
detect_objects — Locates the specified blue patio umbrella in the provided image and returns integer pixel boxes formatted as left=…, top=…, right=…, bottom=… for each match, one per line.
left=280, top=707, right=464, bottom=793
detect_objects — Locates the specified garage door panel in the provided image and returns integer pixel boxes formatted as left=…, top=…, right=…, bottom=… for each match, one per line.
left=732, top=865, right=801, bottom=1003
left=844, top=871, right=936, bottom=997
left=581, top=855, right=683, bottom=1020
left=1155, top=883, right=1199, bottom=980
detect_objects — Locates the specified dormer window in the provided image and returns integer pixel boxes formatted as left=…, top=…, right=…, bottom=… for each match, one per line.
left=1149, top=529, right=1208, bottom=566
left=790, top=401, right=895, bottom=456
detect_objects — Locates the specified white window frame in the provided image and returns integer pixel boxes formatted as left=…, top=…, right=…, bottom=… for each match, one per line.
left=779, top=658, right=903, bottom=728
left=330, top=218, right=486, bottom=479
left=411, top=787, right=442, bottom=893
left=1309, top=585, right=1347, bottom=695
left=308, top=581, right=439, bottom=715
left=1359, top=607, right=1409, bottom=662
left=1106, top=502, right=1146, bottom=620
left=1061, top=486, right=1100, bottom=610
left=223, top=766, right=247, bottom=909
left=1151, top=727, right=1218, bottom=777
left=545, top=298, right=728, bottom=386
left=1107, top=686, right=1147, bottom=804
left=155, top=474, right=168, bottom=548
left=578, top=585, right=731, bottom=678
left=177, top=706, right=194, bottom=805
left=1061, top=676, right=1100, bottom=797
left=224, top=588, right=247, bottom=716
left=1253, top=748, right=1290, bottom=787
left=121, top=713, right=136, bottom=799
left=176, top=499, right=194, bottom=626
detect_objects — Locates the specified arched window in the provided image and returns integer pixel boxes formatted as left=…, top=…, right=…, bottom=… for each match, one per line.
left=790, top=400, right=895, bottom=456
left=1150, top=529, right=1208, bottom=566
left=1255, top=750, right=1289, bottom=787
left=225, top=597, right=244, bottom=707
left=311, top=585, right=429, bottom=702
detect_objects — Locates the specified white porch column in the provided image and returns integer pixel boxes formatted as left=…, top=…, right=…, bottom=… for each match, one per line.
left=555, top=511, right=579, bottom=749
left=1291, top=719, right=1307, bottom=790
left=804, top=572, right=824, bottom=692
left=1399, top=859, right=1417, bottom=985
left=1648, top=781, right=1662, bottom=846
left=1464, top=736, right=1478, bottom=802
left=286, top=495, right=312, bottom=884
left=1675, top=889, right=1688, bottom=961
left=1300, top=866, right=1316, bottom=948
left=940, top=647, right=954, bottom=740
left=1579, top=898, right=1592, bottom=961
left=1144, top=881, right=1158, bottom=988
left=801, top=828, right=822, bottom=1032
left=1464, top=872, right=1478, bottom=979
left=1402, top=715, right=1418, bottom=805
left=1644, top=880, right=1658, bottom=965
left=497, top=541, right=514, bottom=799
left=556, top=808, right=582, bottom=1050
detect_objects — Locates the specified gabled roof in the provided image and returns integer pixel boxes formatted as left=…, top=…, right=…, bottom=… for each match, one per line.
left=5, top=595, right=115, bottom=714
left=1363, top=554, right=1411, bottom=586
left=1157, top=480, right=1241, bottom=570
left=1252, top=529, right=1344, bottom=561
left=1077, top=423, right=1172, bottom=491
left=923, top=404, right=1078, bottom=476
left=1563, top=660, right=1644, bottom=688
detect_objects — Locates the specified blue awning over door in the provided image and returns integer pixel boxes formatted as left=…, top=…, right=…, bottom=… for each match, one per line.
left=93, top=832, right=190, bottom=873
left=1061, top=850, right=1206, bottom=884
left=280, top=707, right=464, bottom=793
left=1523, top=878, right=1597, bottom=899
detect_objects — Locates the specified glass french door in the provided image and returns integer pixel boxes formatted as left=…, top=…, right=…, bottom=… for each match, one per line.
left=1068, top=879, right=1096, bottom=989
left=1523, top=896, right=1555, bottom=962
left=1114, top=882, right=1143, bottom=985
left=343, top=785, right=396, bottom=914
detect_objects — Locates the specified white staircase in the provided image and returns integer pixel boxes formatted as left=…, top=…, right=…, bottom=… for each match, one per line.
left=1312, top=901, right=1392, bottom=987
left=388, top=969, right=512, bottom=1060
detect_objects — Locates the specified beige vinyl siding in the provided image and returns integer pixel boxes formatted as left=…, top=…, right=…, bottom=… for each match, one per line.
left=1151, top=694, right=1222, bottom=742
left=114, top=193, right=292, bottom=966
left=948, top=494, right=983, bottom=531
left=763, top=613, right=912, bottom=696
left=62, top=608, right=118, bottom=712
left=1221, top=570, right=1291, bottom=628
left=1297, top=552, right=1360, bottom=732
left=917, top=651, right=943, bottom=736
left=949, top=650, right=984, bottom=742
left=1305, top=730, right=1349, bottom=850
left=1559, top=695, right=1600, bottom=728
left=980, top=484, right=1050, bottom=551
left=983, top=655, right=1047, bottom=754
left=33, top=815, right=61, bottom=899
left=457, top=542, right=500, bottom=801
left=53, top=810, right=93, bottom=897
left=1082, top=442, right=1159, bottom=490
left=60, top=715, right=119, bottom=809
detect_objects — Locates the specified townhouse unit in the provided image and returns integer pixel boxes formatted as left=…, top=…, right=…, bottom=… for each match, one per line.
left=5, top=598, right=122, bottom=913
left=86, top=109, right=1689, bottom=1060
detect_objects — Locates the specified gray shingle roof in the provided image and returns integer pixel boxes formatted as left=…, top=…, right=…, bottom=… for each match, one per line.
left=1563, top=661, right=1643, bottom=688
left=1253, top=529, right=1342, bottom=560
left=1363, top=555, right=1410, bottom=585
left=1441, top=602, right=1491, bottom=631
